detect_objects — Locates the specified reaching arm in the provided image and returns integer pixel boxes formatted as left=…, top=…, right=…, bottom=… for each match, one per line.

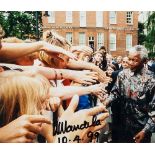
left=0, top=41, right=76, bottom=62
left=0, top=42, right=43, bottom=62
left=49, top=83, right=105, bottom=100
left=67, top=59, right=111, bottom=84
left=0, top=63, right=98, bottom=84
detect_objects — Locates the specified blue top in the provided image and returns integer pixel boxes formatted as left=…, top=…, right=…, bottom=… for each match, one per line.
left=77, top=95, right=91, bottom=111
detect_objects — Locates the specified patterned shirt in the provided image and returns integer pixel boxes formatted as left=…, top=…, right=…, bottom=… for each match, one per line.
left=108, top=67, right=155, bottom=133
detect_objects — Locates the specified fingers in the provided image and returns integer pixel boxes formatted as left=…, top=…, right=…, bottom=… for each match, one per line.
left=65, top=51, right=77, bottom=60
left=14, top=137, right=34, bottom=143
left=82, top=81, right=93, bottom=85
left=28, top=115, right=51, bottom=124
left=84, top=70, right=98, bottom=76
left=87, top=75, right=98, bottom=80
left=87, top=106, right=108, bottom=116
left=49, top=97, right=61, bottom=112
left=91, top=84, right=106, bottom=94
left=96, top=112, right=109, bottom=121
left=133, top=133, right=139, bottom=141
left=133, top=133, right=141, bottom=143
left=92, top=120, right=107, bottom=132
left=26, top=132, right=37, bottom=140
left=99, top=77, right=112, bottom=84
left=98, top=95, right=108, bottom=103
left=67, top=95, right=79, bottom=112
left=83, top=78, right=97, bottom=84
left=26, top=123, right=42, bottom=134
left=46, top=103, right=51, bottom=111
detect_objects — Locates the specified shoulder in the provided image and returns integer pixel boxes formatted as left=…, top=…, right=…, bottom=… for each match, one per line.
left=145, top=68, right=155, bottom=86
left=118, top=69, right=129, bottom=78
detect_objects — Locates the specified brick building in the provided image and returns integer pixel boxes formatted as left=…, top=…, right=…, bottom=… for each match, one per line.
left=42, top=11, right=138, bottom=57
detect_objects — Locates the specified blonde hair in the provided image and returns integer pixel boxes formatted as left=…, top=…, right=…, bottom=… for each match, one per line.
left=43, top=30, right=71, bottom=50
left=71, top=45, right=93, bottom=61
left=0, top=71, right=50, bottom=127
left=39, top=30, right=72, bottom=68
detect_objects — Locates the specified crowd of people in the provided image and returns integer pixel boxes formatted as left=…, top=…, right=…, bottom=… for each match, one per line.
left=0, top=25, right=155, bottom=143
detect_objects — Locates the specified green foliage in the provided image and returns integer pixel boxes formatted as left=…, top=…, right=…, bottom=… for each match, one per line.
left=145, top=11, right=155, bottom=53
left=148, top=52, right=155, bottom=58
left=138, top=22, right=146, bottom=45
left=0, top=11, right=42, bottom=40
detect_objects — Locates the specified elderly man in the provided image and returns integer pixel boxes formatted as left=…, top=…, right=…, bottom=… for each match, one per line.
left=105, top=45, right=155, bottom=143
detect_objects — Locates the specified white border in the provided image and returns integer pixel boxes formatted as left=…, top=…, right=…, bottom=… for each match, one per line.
left=0, top=1, right=155, bottom=155
left=0, top=0, right=155, bottom=11
left=1, top=143, right=155, bottom=155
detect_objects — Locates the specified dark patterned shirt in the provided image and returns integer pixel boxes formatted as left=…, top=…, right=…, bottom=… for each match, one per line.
left=108, top=67, right=155, bottom=133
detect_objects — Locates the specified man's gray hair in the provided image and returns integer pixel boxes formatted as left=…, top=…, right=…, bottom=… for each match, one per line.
left=129, top=45, right=148, bottom=59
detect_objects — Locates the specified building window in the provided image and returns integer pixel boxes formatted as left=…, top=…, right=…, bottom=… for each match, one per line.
left=88, top=36, right=95, bottom=51
left=126, top=34, right=132, bottom=51
left=109, top=11, right=117, bottom=24
left=66, top=32, right=73, bottom=44
left=97, top=33, right=104, bottom=49
left=66, top=11, right=72, bottom=23
left=80, top=11, right=86, bottom=27
left=110, top=33, right=116, bottom=51
left=79, top=32, right=86, bottom=45
left=96, top=11, right=103, bottom=27
left=126, top=11, right=133, bottom=24
left=47, top=11, right=55, bottom=23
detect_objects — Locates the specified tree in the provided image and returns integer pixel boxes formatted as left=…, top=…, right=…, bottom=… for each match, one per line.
left=138, top=22, right=146, bottom=45
left=0, top=11, right=42, bottom=40
left=145, top=11, right=155, bottom=52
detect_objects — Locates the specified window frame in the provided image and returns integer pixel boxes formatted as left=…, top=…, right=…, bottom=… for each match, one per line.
left=109, top=11, right=117, bottom=24
left=96, top=11, right=103, bottom=27
left=110, top=33, right=116, bottom=51
left=66, top=11, right=72, bottom=23
left=79, top=32, right=86, bottom=46
left=47, top=11, right=55, bottom=23
left=97, top=33, right=104, bottom=49
left=126, top=11, right=133, bottom=25
left=80, top=11, right=86, bottom=27
left=126, top=34, right=132, bottom=51
left=66, top=32, right=73, bottom=44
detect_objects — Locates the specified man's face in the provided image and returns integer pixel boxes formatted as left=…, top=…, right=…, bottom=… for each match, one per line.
left=128, top=53, right=142, bottom=71
left=94, top=53, right=103, bottom=62
left=122, top=57, right=129, bottom=69
left=117, top=56, right=122, bottom=64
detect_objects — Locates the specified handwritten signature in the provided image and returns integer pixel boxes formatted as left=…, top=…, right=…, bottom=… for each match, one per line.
left=53, top=115, right=101, bottom=136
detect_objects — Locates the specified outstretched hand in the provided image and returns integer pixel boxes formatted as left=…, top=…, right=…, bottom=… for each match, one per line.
left=92, top=65, right=112, bottom=84
left=133, top=130, right=145, bottom=143
left=54, top=95, right=109, bottom=143
left=45, top=97, right=61, bottom=112
left=0, top=115, right=51, bottom=143
left=72, top=70, right=98, bottom=85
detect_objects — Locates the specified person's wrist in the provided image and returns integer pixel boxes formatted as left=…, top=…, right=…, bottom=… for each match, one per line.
left=90, top=63, right=96, bottom=70
left=35, top=41, right=47, bottom=53
left=66, top=70, right=73, bottom=79
left=0, top=127, right=6, bottom=142
left=142, top=129, right=147, bottom=134
left=57, top=70, right=64, bottom=80
left=104, top=98, right=110, bottom=107
left=88, top=85, right=94, bottom=94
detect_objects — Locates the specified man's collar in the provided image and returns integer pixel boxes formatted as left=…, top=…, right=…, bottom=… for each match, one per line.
left=129, top=66, right=145, bottom=76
